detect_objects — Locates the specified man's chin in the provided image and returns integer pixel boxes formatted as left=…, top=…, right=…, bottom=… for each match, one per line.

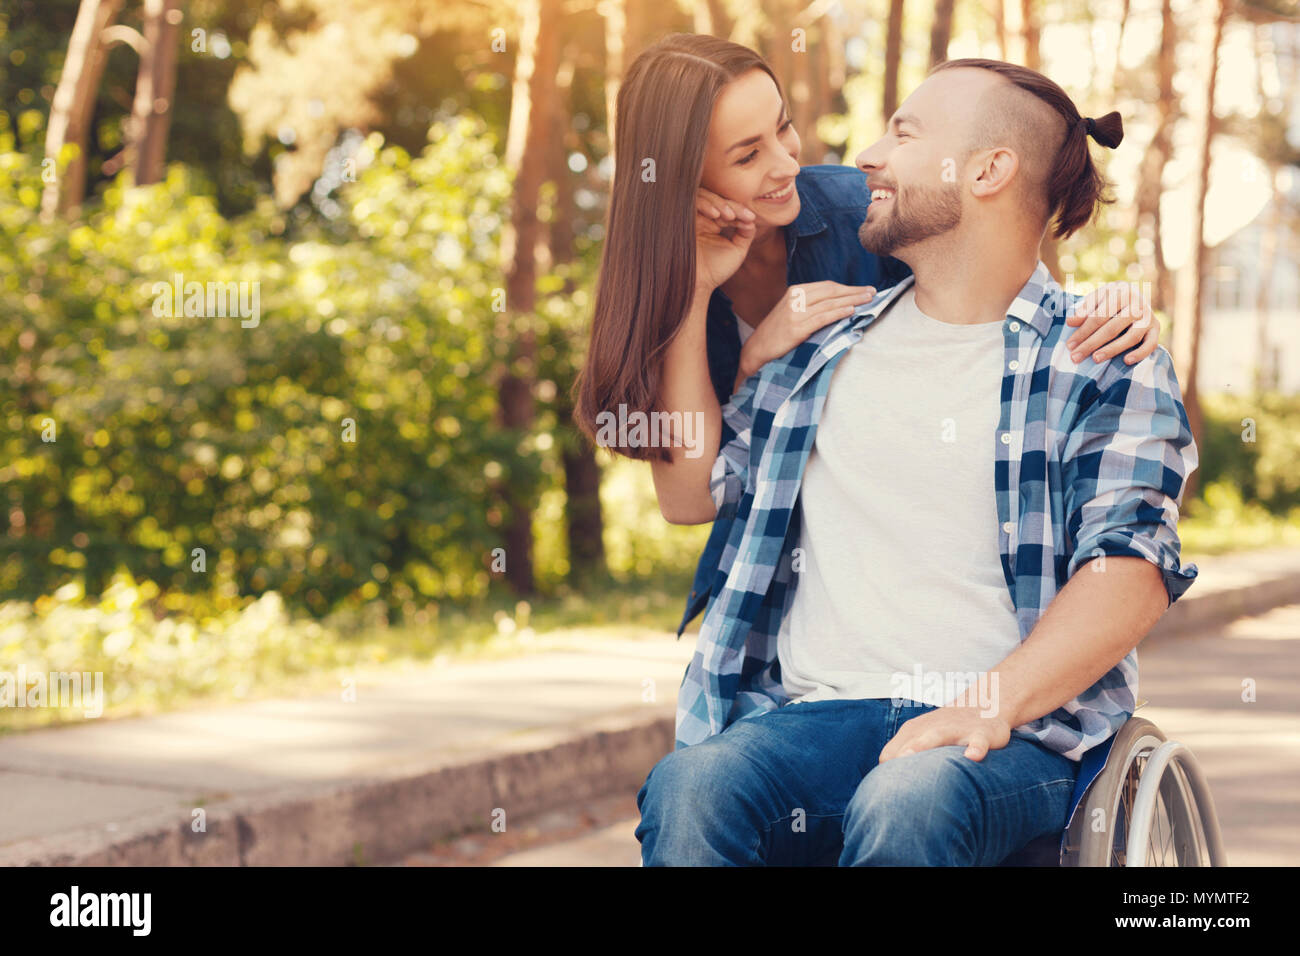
left=857, top=226, right=893, bottom=257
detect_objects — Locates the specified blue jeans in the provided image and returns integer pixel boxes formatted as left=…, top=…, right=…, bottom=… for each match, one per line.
left=635, top=698, right=1078, bottom=866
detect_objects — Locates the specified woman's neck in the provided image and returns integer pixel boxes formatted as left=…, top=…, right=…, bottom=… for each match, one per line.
left=734, top=223, right=785, bottom=279
left=720, top=223, right=788, bottom=321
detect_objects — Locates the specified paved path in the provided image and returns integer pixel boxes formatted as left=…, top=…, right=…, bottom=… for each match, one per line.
left=0, top=627, right=690, bottom=859
left=440, top=603, right=1300, bottom=867
left=3, top=546, right=1297, bottom=865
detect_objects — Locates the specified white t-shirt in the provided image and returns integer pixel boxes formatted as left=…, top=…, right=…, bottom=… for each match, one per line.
left=735, top=311, right=756, bottom=346
left=777, top=286, right=1021, bottom=708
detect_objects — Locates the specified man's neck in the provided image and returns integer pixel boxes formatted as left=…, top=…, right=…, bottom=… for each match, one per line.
left=904, top=232, right=1041, bottom=326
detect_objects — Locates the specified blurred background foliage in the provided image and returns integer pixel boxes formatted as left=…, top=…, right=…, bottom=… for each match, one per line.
left=1, top=0, right=1296, bottom=726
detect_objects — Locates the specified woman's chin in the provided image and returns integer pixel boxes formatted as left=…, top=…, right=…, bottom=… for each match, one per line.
left=756, top=195, right=800, bottom=229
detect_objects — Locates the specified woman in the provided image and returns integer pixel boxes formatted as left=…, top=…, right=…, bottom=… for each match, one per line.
left=573, top=33, right=1157, bottom=636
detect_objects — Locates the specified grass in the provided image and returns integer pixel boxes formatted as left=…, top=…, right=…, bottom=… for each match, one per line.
left=0, top=568, right=697, bottom=734
left=5, top=484, right=1297, bottom=734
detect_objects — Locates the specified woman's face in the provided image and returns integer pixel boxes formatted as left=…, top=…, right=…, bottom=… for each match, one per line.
left=700, top=68, right=802, bottom=229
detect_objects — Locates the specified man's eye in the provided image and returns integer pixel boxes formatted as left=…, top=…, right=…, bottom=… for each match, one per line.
left=779, top=118, right=793, bottom=133
left=737, top=149, right=758, bottom=166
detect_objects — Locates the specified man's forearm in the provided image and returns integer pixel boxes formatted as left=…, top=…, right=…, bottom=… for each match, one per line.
left=982, top=556, right=1168, bottom=729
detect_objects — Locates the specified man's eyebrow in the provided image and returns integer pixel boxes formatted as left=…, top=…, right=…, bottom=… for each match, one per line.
left=727, top=102, right=789, bottom=152
left=890, top=113, right=922, bottom=132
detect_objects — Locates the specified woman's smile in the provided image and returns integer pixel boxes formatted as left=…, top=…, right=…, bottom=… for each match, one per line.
left=756, top=181, right=795, bottom=203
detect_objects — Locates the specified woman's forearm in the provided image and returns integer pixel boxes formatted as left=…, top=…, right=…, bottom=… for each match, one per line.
left=649, top=287, right=724, bottom=524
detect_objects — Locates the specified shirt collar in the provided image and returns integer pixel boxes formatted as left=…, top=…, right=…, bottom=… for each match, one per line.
left=790, top=175, right=830, bottom=238
left=847, top=273, right=915, bottom=331
left=1007, top=260, right=1059, bottom=338
left=849, top=259, right=1058, bottom=336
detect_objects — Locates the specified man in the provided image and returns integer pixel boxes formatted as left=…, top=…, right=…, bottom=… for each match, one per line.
left=635, top=58, right=1199, bottom=866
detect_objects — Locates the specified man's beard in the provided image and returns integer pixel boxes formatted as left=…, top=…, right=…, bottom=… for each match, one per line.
left=857, top=182, right=962, bottom=258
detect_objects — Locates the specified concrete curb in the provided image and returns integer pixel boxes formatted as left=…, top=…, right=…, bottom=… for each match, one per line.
left=0, top=708, right=674, bottom=867
left=1147, top=565, right=1300, bottom=641
left=3, top=560, right=1297, bottom=867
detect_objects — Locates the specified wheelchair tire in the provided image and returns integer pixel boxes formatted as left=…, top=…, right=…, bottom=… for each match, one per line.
left=1074, top=717, right=1166, bottom=867
left=1125, top=740, right=1228, bottom=866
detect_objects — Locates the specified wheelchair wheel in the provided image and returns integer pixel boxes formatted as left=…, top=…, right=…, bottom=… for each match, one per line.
left=1074, top=717, right=1226, bottom=866
left=1124, top=740, right=1228, bottom=867
left=1074, top=717, right=1164, bottom=867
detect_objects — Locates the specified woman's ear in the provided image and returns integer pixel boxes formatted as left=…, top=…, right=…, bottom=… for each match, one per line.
left=969, top=146, right=1019, bottom=199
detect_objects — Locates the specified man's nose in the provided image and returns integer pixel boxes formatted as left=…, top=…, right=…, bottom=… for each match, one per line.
left=856, top=140, right=885, bottom=172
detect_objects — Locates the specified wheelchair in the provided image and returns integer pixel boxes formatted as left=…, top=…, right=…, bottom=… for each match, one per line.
left=999, top=708, right=1228, bottom=867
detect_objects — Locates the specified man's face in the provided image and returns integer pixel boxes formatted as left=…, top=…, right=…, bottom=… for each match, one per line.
left=854, top=71, right=984, bottom=259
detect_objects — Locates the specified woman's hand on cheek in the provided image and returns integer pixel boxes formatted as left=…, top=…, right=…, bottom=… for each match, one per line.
left=1065, top=281, right=1159, bottom=365
left=737, top=281, right=877, bottom=381
left=697, top=185, right=756, bottom=226
left=695, top=187, right=756, bottom=294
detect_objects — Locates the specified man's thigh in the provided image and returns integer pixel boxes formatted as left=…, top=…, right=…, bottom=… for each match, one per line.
left=841, top=735, right=1079, bottom=866
left=637, top=699, right=897, bottom=865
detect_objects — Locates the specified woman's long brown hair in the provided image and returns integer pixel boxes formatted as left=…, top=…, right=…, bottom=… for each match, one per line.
left=572, top=33, right=782, bottom=462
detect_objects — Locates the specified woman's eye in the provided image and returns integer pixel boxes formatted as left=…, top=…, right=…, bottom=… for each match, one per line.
left=737, top=149, right=759, bottom=166
left=779, top=118, right=793, bottom=133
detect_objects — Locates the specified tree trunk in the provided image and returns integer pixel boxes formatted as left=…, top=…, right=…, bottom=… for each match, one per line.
left=1136, top=0, right=1177, bottom=314
left=496, top=0, right=562, bottom=594
left=41, top=0, right=125, bottom=220
left=1111, top=0, right=1132, bottom=99
left=556, top=380, right=606, bottom=579
left=127, top=0, right=182, bottom=187
left=929, top=0, right=956, bottom=69
left=600, top=0, right=625, bottom=162
left=989, top=0, right=1008, bottom=60
left=544, top=51, right=576, bottom=271
left=792, top=18, right=821, bottom=161
left=883, top=0, right=905, bottom=124
left=1018, top=0, right=1060, bottom=278
left=807, top=19, right=833, bottom=161
left=1020, top=0, right=1041, bottom=71
left=1174, top=0, right=1230, bottom=501
left=1254, top=177, right=1280, bottom=394
left=544, top=46, right=606, bottom=579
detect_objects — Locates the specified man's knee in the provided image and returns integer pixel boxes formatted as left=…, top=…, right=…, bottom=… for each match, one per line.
left=841, top=746, right=980, bottom=865
left=636, top=742, right=766, bottom=866
left=638, top=742, right=755, bottom=818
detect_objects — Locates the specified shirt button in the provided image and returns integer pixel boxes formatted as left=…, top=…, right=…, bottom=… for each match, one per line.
left=1009, top=321, right=1021, bottom=332
left=1000, top=432, right=1012, bottom=445
left=1002, top=521, right=1014, bottom=534
left=1008, top=359, right=1020, bottom=371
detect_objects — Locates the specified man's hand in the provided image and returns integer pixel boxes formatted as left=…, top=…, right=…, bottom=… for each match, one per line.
left=878, top=705, right=1012, bottom=763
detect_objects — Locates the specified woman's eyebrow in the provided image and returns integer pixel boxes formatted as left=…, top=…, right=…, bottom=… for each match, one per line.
left=727, top=102, right=789, bottom=152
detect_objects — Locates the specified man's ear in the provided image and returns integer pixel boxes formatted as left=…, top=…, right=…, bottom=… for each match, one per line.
left=969, top=146, right=1019, bottom=199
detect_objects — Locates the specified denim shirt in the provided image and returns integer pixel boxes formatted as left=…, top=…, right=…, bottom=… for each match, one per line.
left=679, top=164, right=911, bottom=637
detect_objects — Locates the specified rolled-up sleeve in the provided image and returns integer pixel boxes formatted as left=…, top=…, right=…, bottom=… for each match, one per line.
left=1060, top=348, right=1199, bottom=606
left=709, top=375, right=758, bottom=519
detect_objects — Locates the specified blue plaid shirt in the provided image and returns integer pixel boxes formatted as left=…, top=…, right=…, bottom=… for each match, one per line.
left=676, top=263, right=1198, bottom=770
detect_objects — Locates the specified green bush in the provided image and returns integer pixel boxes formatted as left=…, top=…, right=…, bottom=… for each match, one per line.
left=1197, top=392, right=1300, bottom=514
left=0, top=114, right=545, bottom=618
